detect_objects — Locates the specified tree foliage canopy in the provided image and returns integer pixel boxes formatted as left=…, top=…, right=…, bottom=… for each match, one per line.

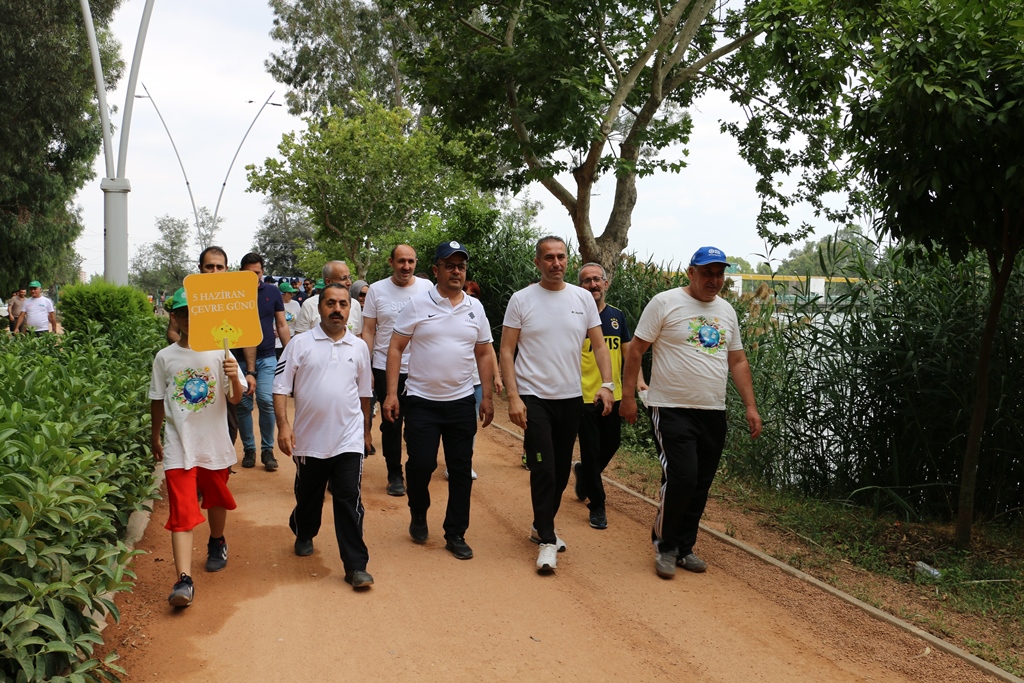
left=0, top=0, right=124, bottom=292
left=250, top=196, right=317, bottom=276
left=246, top=97, right=472, bottom=276
left=129, top=215, right=194, bottom=296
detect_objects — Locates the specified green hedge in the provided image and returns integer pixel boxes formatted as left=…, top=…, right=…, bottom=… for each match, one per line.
left=0, top=317, right=164, bottom=682
left=58, top=282, right=153, bottom=335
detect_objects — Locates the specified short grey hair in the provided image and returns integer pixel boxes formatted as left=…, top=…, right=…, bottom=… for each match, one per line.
left=322, top=260, right=349, bottom=280
left=578, top=262, right=607, bottom=283
left=535, top=235, right=566, bottom=258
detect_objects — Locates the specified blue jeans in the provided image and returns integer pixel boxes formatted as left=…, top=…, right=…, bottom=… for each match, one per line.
left=237, top=356, right=276, bottom=453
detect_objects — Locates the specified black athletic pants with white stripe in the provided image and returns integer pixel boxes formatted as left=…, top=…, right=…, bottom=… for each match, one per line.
left=649, top=407, right=727, bottom=555
left=522, top=395, right=584, bottom=545
left=289, top=453, right=369, bottom=573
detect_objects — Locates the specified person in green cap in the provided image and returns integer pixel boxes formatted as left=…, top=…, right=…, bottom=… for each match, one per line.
left=276, top=280, right=301, bottom=359
left=17, top=281, right=56, bottom=334
left=149, top=287, right=245, bottom=608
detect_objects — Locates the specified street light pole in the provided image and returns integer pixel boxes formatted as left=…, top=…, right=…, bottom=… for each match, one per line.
left=80, top=0, right=157, bottom=285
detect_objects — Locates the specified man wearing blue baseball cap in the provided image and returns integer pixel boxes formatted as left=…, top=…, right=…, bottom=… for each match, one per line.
left=621, top=246, right=761, bottom=579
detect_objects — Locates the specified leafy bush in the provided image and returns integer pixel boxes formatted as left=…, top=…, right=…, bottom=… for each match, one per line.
left=58, top=281, right=153, bottom=335
left=0, top=319, right=164, bottom=682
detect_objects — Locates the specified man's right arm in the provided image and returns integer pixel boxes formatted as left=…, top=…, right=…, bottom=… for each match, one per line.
left=361, top=317, right=377, bottom=359
left=272, top=394, right=295, bottom=456
left=499, top=326, right=526, bottom=429
left=620, top=336, right=652, bottom=424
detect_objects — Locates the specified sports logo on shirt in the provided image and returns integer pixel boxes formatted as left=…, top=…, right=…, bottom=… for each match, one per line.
left=172, top=367, right=217, bottom=412
left=687, top=317, right=727, bottom=355
left=610, top=317, right=619, bottom=330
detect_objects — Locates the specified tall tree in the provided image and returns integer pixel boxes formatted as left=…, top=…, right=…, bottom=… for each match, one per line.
left=266, top=0, right=413, bottom=114
left=250, top=196, right=317, bottom=276
left=129, top=215, right=194, bottom=295
left=838, top=0, right=1024, bottom=549
left=385, top=0, right=854, bottom=269
left=0, top=0, right=124, bottom=293
left=193, top=206, right=223, bottom=254
left=246, top=97, right=471, bottom=276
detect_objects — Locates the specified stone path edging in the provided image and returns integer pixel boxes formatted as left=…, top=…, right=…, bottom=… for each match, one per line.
left=490, top=421, right=1022, bottom=683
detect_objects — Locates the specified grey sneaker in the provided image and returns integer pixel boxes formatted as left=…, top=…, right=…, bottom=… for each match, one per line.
left=168, top=573, right=194, bottom=607
left=205, top=536, right=228, bottom=572
left=536, top=543, right=558, bottom=572
left=655, top=549, right=679, bottom=579
left=530, top=526, right=566, bottom=552
left=677, top=552, right=708, bottom=573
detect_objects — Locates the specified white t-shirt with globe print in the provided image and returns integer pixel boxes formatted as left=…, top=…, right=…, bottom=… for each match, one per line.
left=633, top=287, right=742, bottom=410
left=148, top=343, right=236, bottom=471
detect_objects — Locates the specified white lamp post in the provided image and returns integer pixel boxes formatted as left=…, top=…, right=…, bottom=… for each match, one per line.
left=80, top=0, right=156, bottom=285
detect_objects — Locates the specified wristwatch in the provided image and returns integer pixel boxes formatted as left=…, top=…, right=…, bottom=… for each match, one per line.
left=245, top=369, right=256, bottom=378
left=600, top=381, right=615, bottom=392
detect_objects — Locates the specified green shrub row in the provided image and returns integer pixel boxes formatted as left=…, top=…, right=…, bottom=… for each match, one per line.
left=0, top=318, right=164, bottom=682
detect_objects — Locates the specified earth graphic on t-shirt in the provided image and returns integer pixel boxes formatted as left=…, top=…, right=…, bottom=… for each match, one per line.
left=183, top=377, right=210, bottom=404
left=172, top=367, right=217, bottom=412
left=697, top=325, right=720, bottom=348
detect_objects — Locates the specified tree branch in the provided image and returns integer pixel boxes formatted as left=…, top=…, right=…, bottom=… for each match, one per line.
left=458, top=17, right=502, bottom=44
left=592, top=20, right=623, bottom=87
left=665, top=28, right=763, bottom=93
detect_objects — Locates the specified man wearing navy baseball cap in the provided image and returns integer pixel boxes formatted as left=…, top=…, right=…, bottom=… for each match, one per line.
left=621, top=245, right=761, bottom=579
left=382, top=240, right=495, bottom=560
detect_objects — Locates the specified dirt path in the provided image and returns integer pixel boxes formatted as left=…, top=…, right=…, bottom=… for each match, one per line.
left=98, top=401, right=998, bottom=682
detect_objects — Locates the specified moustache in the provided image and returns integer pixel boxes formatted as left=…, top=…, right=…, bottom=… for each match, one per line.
left=329, top=313, right=344, bottom=320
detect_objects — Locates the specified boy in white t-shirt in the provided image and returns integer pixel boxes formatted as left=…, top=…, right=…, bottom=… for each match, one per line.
left=149, top=287, right=244, bottom=608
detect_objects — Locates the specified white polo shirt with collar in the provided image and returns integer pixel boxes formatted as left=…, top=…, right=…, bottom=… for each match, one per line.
left=393, top=288, right=492, bottom=402
left=272, top=324, right=372, bottom=458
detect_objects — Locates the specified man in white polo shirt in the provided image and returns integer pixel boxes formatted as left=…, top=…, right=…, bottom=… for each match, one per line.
left=621, top=246, right=761, bottom=579
left=272, top=284, right=375, bottom=590
left=382, top=241, right=494, bottom=560
left=363, top=244, right=433, bottom=497
left=18, top=281, right=56, bottom=334
left=500, top=236, right=615, bottom=573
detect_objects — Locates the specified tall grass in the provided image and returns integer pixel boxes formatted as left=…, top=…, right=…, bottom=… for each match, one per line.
left=726, top=240, right=1024, bottom=523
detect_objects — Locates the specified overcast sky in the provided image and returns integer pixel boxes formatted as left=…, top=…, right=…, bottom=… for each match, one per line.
left=74, top=0, right=824, bottom=278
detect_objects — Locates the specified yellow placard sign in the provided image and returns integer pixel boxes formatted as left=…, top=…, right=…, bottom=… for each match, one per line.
left=183, top=271, right=264, bottom=352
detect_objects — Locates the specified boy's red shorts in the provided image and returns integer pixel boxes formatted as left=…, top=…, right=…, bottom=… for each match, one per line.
left=164, top=467, right=238, bottom=533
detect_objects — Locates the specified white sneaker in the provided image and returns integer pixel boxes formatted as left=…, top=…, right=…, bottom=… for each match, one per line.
left=536, top=543, right=558, bottom=572
left=530, top=526, right=566, bottom=552
left=444, top=468, right=478, bottom=480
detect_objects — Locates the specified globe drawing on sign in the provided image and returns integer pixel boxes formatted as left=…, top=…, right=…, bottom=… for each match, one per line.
left=697, top=325, right=720, bottom=348
left=182, top=377, right=210, bottom=404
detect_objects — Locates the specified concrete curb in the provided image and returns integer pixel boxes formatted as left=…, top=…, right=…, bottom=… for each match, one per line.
left=90, top=464, right=165, bottom=634
left=489, top=422, right=1022, bottom=683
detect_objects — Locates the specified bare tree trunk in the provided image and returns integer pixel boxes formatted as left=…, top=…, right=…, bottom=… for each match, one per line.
left=953, top=215, right=1020, bottom=550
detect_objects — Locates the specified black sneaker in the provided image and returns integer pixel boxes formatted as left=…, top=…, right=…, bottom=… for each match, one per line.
left=168, top=573, right=194, bottom=607
left=294, top=538, right=314, bottom=556
left=241, top=449, right=256, bottom=468
left=444, top=535, right=474, bottom=560
left=386, top=476, right=406, bottom=497
left=589, top=508, right=608, bottom=530
left=205, top=536, right=228, bottom=572
left=409, top=511, right=428, bottom=543
left=262, top=450, right=279, bottom=471
left=573, top=461, right=587, bottom=501
left=344, top=569, right=374, bottom=589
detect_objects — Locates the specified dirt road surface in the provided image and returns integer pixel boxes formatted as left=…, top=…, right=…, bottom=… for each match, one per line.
left=99, top=403, right=998, bottom=682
